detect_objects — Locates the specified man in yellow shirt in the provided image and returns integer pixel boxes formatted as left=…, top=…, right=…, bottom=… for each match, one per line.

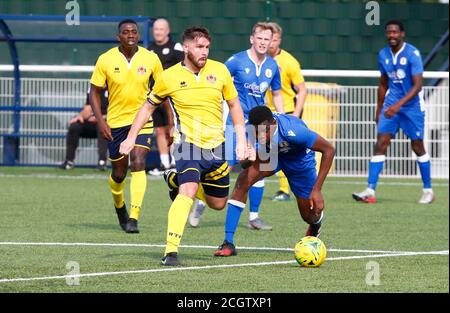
left=120, top=26, right=248, bottom=266
left=266, top=22, right=308, bottom=202
left=90, top=19, right=163, bottom=234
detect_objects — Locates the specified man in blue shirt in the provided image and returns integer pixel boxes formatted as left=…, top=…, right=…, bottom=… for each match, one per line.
left=189, top=22, right=285, bottom=230
left=352, top=20, right=434, bottom=204
left=214, top=105, right=335, bottom=256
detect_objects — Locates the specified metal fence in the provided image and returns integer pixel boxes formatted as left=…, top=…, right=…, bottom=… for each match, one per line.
left=0, top=76, right=448, bottom=178
left=302, top=82, right=449, bottom=178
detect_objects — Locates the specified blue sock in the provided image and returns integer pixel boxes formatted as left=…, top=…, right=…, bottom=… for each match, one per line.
left=224, top=200, right=245, bottom=244
left=368, top=155, right=385, bottom=190
left=417, top=154, right=432, bottom=189
left=249, top=180, right=264, bottom=213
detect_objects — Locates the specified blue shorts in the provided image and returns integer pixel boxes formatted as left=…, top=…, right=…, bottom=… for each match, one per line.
left=378, top=106, right=424, bottom=140
left=174, top=142, right=230, bottom=198
left=277, top=166, right=317, bottom=199
left=108, top=121, right=153, bottom=161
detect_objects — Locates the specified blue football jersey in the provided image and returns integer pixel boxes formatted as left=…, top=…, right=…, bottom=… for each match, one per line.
left=225, top=50, right=281, bottom=124
left=267, top=114, right=318, bottom=174
left=378, top=43, right=424, bottom=110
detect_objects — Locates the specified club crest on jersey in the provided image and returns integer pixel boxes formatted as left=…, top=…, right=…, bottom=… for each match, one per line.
left=162, top=48, right=170, bottom=55
left=279, top=141, right=290, bottom=153
left=265, top=68, right=272, bottom=78
left=245, top=67, right=250, bottom=74
left=396, top=69, right=406, bottom=79
left=400, top=57, right=407, bottom=65
left=207, top=74, right=216, bottom=84
left=259, top=81, right=269, bottom=93
left=137, top=66, right=146, bottom=75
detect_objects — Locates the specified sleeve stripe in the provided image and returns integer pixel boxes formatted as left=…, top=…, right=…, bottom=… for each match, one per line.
left=153, top=93, right=165, bottom=102
left=146, top=97, right=160, bottom=107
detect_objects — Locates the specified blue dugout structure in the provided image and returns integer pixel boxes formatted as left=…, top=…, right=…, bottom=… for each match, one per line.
left=0, top=14, right=153, bottom=166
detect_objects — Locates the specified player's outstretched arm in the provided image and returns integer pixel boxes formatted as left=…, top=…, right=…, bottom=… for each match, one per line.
left=226, top=97, right=248, bottom=160
left=271, top=89, right=285, bottom=114
left=119, top=101, right=156, bottom=155
left=309, top=135, right=336, bottom=211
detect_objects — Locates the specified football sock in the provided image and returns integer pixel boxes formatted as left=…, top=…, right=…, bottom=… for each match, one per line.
left=279, top=171, right=289, bottom=194
left=367, top=155, right=385, bottom=190
left=224, top=200, right=245, bottom=244
left=165, top=194, right=193, bottom=254
left=249, top=179, right=264, bottom=215
left=129, top=171, right=147, bottom=220
left=417, top=154, right=432, bottom=189
left=160, top=154, right=170, bottom=169
left=109, top=175, right=125, bottom=208
left=313, top=211, right=324, bottom=225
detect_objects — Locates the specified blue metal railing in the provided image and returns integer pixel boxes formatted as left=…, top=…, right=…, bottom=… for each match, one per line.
left=0, top=14, right=154, bottom=165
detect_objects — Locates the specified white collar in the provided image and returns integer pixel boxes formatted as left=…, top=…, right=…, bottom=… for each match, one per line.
left=246, top=50, right=267, bottom=77
left=390, top=42, right=406, bottom=65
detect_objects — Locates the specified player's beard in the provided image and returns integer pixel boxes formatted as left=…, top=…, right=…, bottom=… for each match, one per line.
left=187, top=50, right=207, bottom=70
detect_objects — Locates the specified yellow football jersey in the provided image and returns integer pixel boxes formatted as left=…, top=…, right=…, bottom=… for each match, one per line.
left=147, top=60, right=238, bottom=149
left=90, top=46, right=163, bottom=128
left=266, top=49, right=305, bottom=113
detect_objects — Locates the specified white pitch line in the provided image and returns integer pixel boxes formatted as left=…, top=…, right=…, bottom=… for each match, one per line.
left=0, top=173, right=448, bottom=187
left=0, top=250, right=447, bottom=284
left=1, top=241, right=445, bottom=255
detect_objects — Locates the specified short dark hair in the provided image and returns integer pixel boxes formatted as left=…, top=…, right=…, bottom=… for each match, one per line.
left=182, top=26, right=211, bottom=43
left=118, top=19, right=138, bottom=31
left=248, top=106, right=274, bottom=127
left=385, top=20, right=404, bottom=32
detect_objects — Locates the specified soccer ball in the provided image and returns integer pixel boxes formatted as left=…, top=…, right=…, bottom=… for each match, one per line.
left=294, top=236, right=327, bottom=268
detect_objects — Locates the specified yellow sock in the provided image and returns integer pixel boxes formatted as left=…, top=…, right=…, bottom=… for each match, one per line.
left=129, top=171, right=147, bottom=220
left=165, top=194, right=194, bottom=255
left=109, top=175, right=125, bottom=208
left=279, top=171, right=290, bottom=194
left=195, top=184, right=206, bottom=202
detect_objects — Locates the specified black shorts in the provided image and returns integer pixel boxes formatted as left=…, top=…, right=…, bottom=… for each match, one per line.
left=174, top=142, right=230, bottom=198
left=108, top=122, right=153, bottom=161
left=152, top=105, right=168, bottom=128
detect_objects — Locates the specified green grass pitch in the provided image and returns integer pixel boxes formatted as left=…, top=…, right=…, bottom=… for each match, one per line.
left=0, top=167, right=448, bottom=293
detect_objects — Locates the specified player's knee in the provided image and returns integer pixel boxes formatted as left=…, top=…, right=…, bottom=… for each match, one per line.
left=111, top=171, right=126, bottom=183
left=130, top=159, right=146, bottom=171
left=68, top=122, right=83, bottom=134
left=179, top=183, right=199, bottom=199
left=207, top=198, right=227, bottom=210
left=411, top=141, right=426, bottom=156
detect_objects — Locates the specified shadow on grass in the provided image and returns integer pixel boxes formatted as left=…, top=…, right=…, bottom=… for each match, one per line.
left=65, top=223, right=120, bottom=231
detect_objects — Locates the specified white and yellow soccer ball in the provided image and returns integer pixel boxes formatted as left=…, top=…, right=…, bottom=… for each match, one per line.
left=294, top=236, right=327, bottom=268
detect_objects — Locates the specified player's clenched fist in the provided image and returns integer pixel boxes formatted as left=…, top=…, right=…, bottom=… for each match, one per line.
left=235, top=141, right=247, bottom=161
left=119, top=138, right=135, bottom=155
